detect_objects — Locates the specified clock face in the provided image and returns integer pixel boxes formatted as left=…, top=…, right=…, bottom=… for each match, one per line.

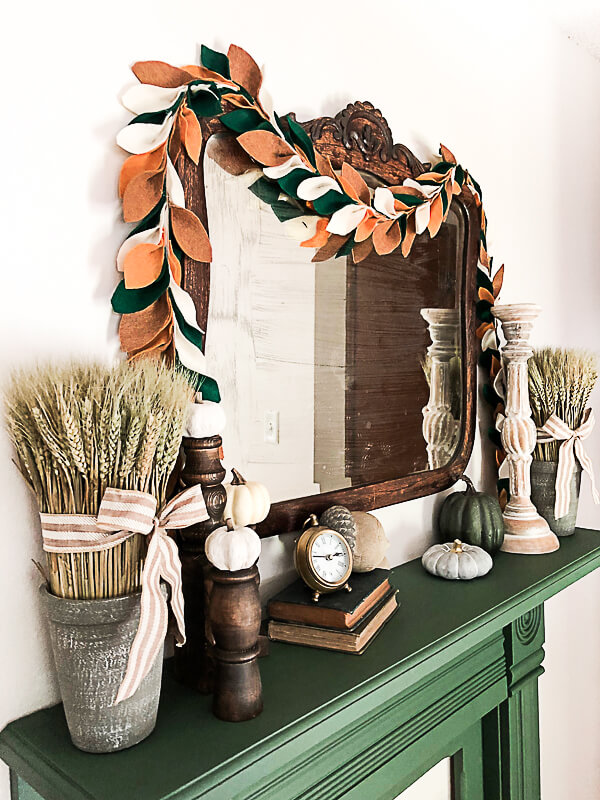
left=310, top=532, right=351, bottom=585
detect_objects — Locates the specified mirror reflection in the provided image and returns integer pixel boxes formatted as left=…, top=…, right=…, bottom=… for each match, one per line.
left=203, top=141, right=465, bottom=503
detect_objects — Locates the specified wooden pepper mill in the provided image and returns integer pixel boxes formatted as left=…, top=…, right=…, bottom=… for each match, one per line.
left=209, top=564, right=263, bottom=721
left=174, top=435, right=226, bottom=693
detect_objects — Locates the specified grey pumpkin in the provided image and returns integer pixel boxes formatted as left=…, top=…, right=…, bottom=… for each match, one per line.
left=319, top=505, right=357, bottom=551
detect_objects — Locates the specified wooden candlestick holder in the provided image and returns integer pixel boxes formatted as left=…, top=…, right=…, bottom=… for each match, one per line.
left=492, top=304, right=560, bottom=554
left=209, top=565, right=263, bottom=722
left=174, top=435, right=226, bottom=693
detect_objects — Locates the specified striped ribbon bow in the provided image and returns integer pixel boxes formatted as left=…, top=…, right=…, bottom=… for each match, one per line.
left=40, top=484, right=208, bottom=704
left=537, top=409, right=599, bottom=520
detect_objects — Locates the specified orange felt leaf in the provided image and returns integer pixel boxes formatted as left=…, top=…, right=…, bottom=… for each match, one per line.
left=490, top=355, right=501, bottom=379
left=168, top=241, right=182, bottom=285
left=340, top=163, right=370, bottom=205
left=386, top=185, right=424, bottom=198
left=440, top=144, right=457, bottom=164
left=417, top=171, right=447, bottom=184
left=401, top=215, right=416, bottom=257
left=354, top=214, right=378, bottom=243
left=427, top=194, right=444, bottom=237
left=119, top=294, right=172, bottom=353
left=169, top=114, right=183, bottom=165
left=498, top=489, right=508, bottom=512
left=227, top=44, right=262, bottom=98
left=119, top=147, right=165, bottom=199
left=492, top=264, right=504, bottom=298
left=452, top=180, right=462, bottom=195
left=206, top=133, right=256, bottom=175
left=352, top=237, right=374, bottom=264
left=300, top=218, right=329, bottom=248
left=373, top=219, right=401, bottom=256
left=479, top=244, right=490, bottom=269
left=170, top=206, right=212, bottom=262
left=478, top=287, right=495, bottom=305
left=123, top=243, right=165, bottom=289
left=221, top=93, right=255, bottom=109
left=314, top=150, right=336, bottom=179
left=122, top=169, right=165, bottom=223
left=132, top=60, right=197, bottom=88
left=236, top=130, right=294, bottom=166
left=180, top=106, right=202, bottom=164
left=311, top=234, right=350, bottom=263
left=476, top=321, right=494, bottom=339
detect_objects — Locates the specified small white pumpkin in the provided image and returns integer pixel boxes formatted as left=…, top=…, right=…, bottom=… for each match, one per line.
left=183, top=393, right=226, bottom=438
left=422, top=539, right=493, bottom=580
left=205, top=519, right=261, bottom=572
left=223, top=469, right=270, bottom=527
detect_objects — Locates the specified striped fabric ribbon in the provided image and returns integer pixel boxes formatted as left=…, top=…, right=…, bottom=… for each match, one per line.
left=537, top=408, right=599, bottom=519
left=40, top=484, right=208, bottom=704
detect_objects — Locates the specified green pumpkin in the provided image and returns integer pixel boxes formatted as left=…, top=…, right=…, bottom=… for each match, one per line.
left=439, top=475, right=505, bottom=553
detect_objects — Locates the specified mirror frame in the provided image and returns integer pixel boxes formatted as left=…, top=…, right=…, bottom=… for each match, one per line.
left=179, top=101, right=480, bottom=536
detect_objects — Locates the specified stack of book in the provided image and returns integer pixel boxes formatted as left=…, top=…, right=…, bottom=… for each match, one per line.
left=267, top=569, right=398, bottom=654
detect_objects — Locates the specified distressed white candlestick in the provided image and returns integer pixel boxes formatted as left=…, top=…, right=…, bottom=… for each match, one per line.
left=492, top=303, right=559, bottom=554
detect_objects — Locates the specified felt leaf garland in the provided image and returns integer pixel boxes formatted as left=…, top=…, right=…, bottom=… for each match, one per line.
left=115, top=43, right=504, bottom=485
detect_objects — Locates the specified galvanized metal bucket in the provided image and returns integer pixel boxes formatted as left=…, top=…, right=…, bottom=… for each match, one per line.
left=530, top=461, right=581, bottom=537
left=42, top=584, right=166, bottom=753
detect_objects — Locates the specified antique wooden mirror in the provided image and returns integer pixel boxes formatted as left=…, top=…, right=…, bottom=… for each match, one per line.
left=179, top=101, right=480, bottom=536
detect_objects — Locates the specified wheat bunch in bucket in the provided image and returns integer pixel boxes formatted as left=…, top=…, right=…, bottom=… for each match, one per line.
left=5, top=361, right=193, bottom=599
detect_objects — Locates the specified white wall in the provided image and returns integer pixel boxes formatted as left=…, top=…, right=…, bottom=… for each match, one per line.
left=1, top=2, right=599, bottom=799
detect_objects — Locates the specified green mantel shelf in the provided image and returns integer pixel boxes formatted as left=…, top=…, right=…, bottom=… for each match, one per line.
left=2, top=529, right=600, bottom=800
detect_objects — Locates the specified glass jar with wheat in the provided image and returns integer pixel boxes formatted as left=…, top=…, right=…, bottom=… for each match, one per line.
left=5, top=360, right=193, bottom=599
left=528, top=348, right=598, bottom=536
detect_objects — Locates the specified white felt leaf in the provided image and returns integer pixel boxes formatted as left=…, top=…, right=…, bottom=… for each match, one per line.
left=116, top=113, right=174, bottom=155
left=481, top=327, right=498, bottom=352
left=297, top=176, right=341, bottom=202
left=170, top=278, right=206, bottom=334
left=166, top=155, right=185, bottom=208
left=373, top=187, right=398, bottom=219
left=415, top=201, right=431, bottom=234
left=117, top=225, right=162, bottom=271
left=498, top=456, right=510, bottom=480
left=263, top=155, right=310, bottom=180
left=493, top=367, right=506, bottom=401
left=495, top=412, right=505, bottom=433
left=173, top=315, right=209, bottom=373
left=403, top=177, right=439, bottom=199
left=121, top=84, right=185, bottom=114
left=280, top=215, right=319, bottom=242
left=326, top=204, right=368, bottom=235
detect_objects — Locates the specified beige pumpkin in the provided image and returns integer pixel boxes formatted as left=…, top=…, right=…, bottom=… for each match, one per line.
left=205, top=519, right=261, bottom=572
left=183, top=394, right=226, bottom=438
left=352, top=512, right=389, bottom=572
left=223, top=469, right=270, bottom=527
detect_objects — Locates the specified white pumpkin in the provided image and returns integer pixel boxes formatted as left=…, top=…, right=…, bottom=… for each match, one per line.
left=205, top=519, right=261, bottom=572
left=421, top=539, right=493, bottom=580
left=223, top=469, right=270, bottom=527
left=183, top=394, right=226, bottom=438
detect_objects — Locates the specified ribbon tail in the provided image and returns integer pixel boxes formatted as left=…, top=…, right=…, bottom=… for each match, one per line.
left=114, top=533, right=168, bottom=705
left=159, top=534, right=186, bottom=646
left=575, top=438, right=600, bottom=506
left=554, top=439, right=576, bottom=520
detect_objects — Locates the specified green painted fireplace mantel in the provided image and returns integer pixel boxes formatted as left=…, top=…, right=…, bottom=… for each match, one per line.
left=2, top=528, right=600, bottom=800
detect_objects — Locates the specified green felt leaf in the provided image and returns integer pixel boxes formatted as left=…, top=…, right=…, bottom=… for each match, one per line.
left=278, top=168, right=312, bottom=199
left=416, top=179, right=443, bottom=187
left=479, top=349, right=493, bottom=369
left=249, top=177, right=280, bottom=205
left=111, top=252, right=169, bottom=314
left=285, top=115, right=316, bottom=167
left=483, top=383, right=501, bottom=407
left=128, top=109, right=169, bottom=126
left=480, top=229, right=487, bottom=250
left=276, top=113, right=293, bottom=145
left=431, top=161, right=455, bottom=174
left=127, top=196, right=166, bottom=238
left=441, top=186, right=449, bottom=215
left=335, top=234, right=355, bottom=259
left=398, top=214, right=407, bottom=241
left=175, top=358, right=221, bottom=403
left=477, top=268, right=494, bottom=292
left=488, top=427, right=503, bottom=449
left=169, top=290, right=204, bottom=351
left=392, top=193, right=425, bottom=207
left=200, top=45, right=230, bottom=79
left=476, top=300, right=493, bottom=322
left=455, top=165, right=465, bottom=185
left=220, top=108, right=271, bottom=134
left=187, top=88, right=222, bottom=118
left=312, top=190, right=354, bottom=216
left=470, top=175, right=482, bottom=198
left=270, top=200, right=306, bottom=223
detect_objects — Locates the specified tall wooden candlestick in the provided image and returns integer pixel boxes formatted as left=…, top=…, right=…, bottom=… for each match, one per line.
left=174, top=435, right=227, bottom=692
left=492, top=304, right=559, bottom=554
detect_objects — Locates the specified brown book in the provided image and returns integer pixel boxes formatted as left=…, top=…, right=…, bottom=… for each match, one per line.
left=267, top=568, right=391, bottom=630
left=268, top=590, right=398, bottom=654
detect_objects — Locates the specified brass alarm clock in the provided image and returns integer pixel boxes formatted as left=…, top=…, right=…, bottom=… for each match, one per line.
left=294, top=515, right=353, bottom=602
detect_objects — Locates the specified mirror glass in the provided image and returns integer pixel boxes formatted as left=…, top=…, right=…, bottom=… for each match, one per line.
left=203, top=141, right=465, bottom=504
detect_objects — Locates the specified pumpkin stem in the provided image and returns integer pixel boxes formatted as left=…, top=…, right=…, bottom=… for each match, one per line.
left=225, top=517, right=235, bottom=532
left=452, top=539, right=464, bottom=553
left=460, top=474, right=477, bottom=495
left=231, top=468, right=246, bottom=486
